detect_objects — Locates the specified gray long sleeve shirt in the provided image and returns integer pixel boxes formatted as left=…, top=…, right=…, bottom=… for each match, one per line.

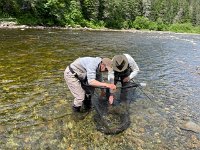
left=70, top=57, right=102, bottom=83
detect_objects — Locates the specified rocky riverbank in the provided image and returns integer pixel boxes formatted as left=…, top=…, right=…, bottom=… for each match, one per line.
left=0, top=21, right=27, bottom=29
left=2, top=21, right=200, bottom=36
left=0, top=21, right=66, bottom=29
left=0, top=20, right=171, bottom=34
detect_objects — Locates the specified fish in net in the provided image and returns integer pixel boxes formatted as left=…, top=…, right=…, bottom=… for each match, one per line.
left=92, top=82, right=139, bottom=134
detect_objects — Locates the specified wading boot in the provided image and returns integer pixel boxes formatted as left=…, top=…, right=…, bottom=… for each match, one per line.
left=71, top=105, right=88, bottom=121
left=82, top=94, right=92, bottom=112
left=72, top=105, right=81, bottom=112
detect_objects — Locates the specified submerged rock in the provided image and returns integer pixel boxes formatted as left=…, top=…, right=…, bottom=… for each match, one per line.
left=180, top=121, right=200, bottom=133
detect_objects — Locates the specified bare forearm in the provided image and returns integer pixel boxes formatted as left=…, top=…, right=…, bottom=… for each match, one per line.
left=89, top=79, right=116, bottom=90
left=89, top=79, right=109, bottom=87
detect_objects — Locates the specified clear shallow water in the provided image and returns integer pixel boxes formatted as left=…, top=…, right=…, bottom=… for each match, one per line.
left=0, top=29, right=200, bottom=149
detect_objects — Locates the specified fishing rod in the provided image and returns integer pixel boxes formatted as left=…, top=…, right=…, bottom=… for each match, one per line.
left=129, top=79, right=165, bottom=109
left=130, top=79, right=154, bottom=102
left=137, top=84, right=154, bottom=102
left=81, top=79, right=159, bottom=107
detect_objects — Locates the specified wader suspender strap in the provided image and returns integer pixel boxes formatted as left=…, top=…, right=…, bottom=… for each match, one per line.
left=114, top=65, right=132, bottom=83
left=69, top=65, right=79, bottom=79
left=69, top=65, right=93, bottom=94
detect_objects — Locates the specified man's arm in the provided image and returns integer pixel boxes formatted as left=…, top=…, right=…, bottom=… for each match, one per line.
left=88, top=79, right=116, bottom=90
left=125, top=54, right=139, bottom=80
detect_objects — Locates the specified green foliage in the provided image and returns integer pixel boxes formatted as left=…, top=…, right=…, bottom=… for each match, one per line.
left=0, top=12, right=11, bottom=18
left=122, top=21, right=131, bottom=29
left=193, top=26, right=200, bottom=34
left=169, top=23, right=193, bottom=33
left=80, top=0, right=98, bottom=20
left=89, top=20, right=105, bottom=29
left=80, top=20, right=104, bottom=29
left=104, top=1, right=125, bottom=29
left=127, top=0, right=143, bottom=19
left=32, top=0, right=70, bottom=26
left=132, top=16, right=168, bottom=31
left=156, top=18, right=168, bottom=31
left=132, top=16, right=150, bottom=30
left=64, top=0, right=84, bottom=26
left=148, top=21, right=158, bottom=30
left=105, top=17, right=127, bottom=29
left=0, top=0, right=19, bottom=16
left=17, top=13, right=39, bottom=25
left=0, top=0, right=200, bottom=34
left=14, top=0, right=71, bottom=26
left=43, top=0, right=67, bottom=26
left=0, top=17, right=16, bottom=22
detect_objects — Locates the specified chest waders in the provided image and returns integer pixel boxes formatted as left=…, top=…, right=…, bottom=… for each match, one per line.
left=113, top=66, right=133, bottom=105
left=114, top=66, right=132, bottom=86
left=69, top=65, right=93, bottom=110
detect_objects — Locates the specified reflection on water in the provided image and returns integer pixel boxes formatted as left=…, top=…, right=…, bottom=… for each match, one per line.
left=0, top=29, right=200, bottom=149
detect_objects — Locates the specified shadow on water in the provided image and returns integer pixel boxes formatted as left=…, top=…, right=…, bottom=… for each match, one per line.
left=0, top=29, right=200, bottom=149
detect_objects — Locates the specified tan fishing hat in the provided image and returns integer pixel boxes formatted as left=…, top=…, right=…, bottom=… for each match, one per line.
left=102, top=58, right=112, bottom=71
left=112, top=55, right=128, bottom=72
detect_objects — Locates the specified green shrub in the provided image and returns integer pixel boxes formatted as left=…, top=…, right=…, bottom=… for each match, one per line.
left=132, top=16, right=150, bottom=30
left=90, top=20, right=105, bottom=29
left=0, top=12, right=11, bottom=18
left=157, top=23, right=168, bottom=31
left=193, top=26, right=200, bottom=34
left=148, top=21, right=158, bottom=30
left=156, top=18, right=168, bottom=31
left=83, top=20, right=95, bottom=28
left=17, top=14, right=39, bottom=25
left=64, top=0, right=84, bottom=27
left=105, top=17, right=125, bottom=29
left=169, top=23, right=193, bottom=33
left=122, top=21, right=130, bottom=29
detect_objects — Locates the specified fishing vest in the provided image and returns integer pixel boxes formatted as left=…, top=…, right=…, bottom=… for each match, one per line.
left=114, top=65, right=132, bottom=83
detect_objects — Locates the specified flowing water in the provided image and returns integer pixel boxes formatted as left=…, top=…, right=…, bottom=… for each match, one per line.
left=0, top=28, right=200, bottom=149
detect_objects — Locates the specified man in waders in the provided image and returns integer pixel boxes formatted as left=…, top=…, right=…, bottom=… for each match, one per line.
left=64, top=57, right=116, bottom=116
left=109, top=54, right=139, bottom=104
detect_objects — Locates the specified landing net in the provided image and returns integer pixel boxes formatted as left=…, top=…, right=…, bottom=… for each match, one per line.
left=91, top=82, right=138, bottom=134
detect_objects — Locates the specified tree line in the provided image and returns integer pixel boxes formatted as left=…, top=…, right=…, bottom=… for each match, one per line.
left=1, top=0, right=200, bottom=33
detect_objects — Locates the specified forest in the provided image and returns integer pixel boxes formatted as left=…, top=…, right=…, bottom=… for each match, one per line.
left=1, top=0, right=200, bottom=33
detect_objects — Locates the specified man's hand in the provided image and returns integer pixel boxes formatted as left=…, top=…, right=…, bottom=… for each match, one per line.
left=123, top=76, right=130, bottom=82
left=106, top=83, right=116, bottom=90
left=109, top=95, right=114, bottom=104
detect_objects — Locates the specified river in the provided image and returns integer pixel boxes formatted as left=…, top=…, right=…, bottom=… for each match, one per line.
left=0, top=28, right=200, bottom=149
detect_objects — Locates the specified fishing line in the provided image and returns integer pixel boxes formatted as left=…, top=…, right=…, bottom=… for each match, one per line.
left=130, top=79, right=163, bottom=108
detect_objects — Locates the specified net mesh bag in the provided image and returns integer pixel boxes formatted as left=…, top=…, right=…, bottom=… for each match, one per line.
left=91, top=82, right=138, bottom=135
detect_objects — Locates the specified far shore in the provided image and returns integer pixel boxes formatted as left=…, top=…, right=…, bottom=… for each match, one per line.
left=0, top=21, right=199, bottom=35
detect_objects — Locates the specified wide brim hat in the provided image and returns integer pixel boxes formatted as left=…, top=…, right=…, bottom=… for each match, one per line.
left=102, top=58, right=112, bottom=71
left=112, top=55, right=128, bottom=72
